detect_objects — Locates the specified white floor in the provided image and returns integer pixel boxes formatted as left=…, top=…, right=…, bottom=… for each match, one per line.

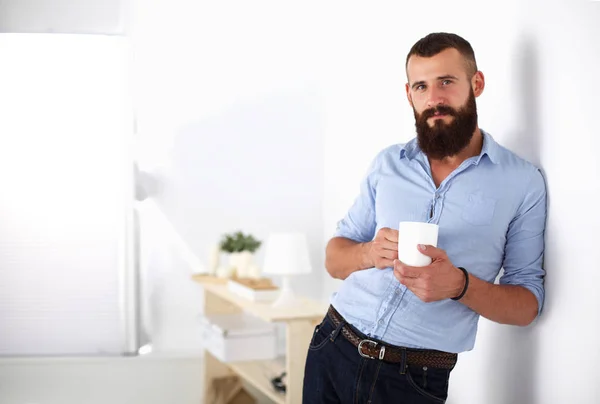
left=0, top=354, right=275, bottom=404
left=0, top=355, right=203, bottom=404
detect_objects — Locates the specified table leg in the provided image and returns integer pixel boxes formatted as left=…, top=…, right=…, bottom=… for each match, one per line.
left=285, top=320, right=316, bottom=404
left=202, top=289, right=242, bottom=404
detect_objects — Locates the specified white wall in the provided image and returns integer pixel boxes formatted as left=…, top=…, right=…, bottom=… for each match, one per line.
left=525, top=1, right=600, bottom=403
left=131, top=0, right=326, bottom=302
left=321, top=1, right=600, bottom=403
left=129, top=1, right=327, bottom=378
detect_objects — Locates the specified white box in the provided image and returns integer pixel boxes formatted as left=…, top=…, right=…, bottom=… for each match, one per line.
left=200, top=312, right=277, bottom=363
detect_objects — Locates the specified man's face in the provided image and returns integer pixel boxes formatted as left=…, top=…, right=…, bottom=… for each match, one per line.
left=405, top=48, right=479, bottom=159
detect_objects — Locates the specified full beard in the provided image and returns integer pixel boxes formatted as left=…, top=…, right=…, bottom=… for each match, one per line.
left=414, top=89, right=478, bottom=160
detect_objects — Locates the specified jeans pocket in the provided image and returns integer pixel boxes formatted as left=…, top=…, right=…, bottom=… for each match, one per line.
left=405, top=365, right=449, bottom=403
left=308, top=317, right=334, bottom=351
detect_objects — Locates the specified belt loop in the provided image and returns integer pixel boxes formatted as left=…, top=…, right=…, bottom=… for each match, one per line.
left=399, top=348, right=408, bottom=375
left=330, top=319, right=345, bottom=342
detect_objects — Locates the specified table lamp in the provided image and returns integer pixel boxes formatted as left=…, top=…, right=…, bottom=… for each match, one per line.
left=262, top=232, right=312, bottom=307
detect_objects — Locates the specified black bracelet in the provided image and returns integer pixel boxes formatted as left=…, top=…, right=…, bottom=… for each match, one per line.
left=451, top=267, right=469, bottom=301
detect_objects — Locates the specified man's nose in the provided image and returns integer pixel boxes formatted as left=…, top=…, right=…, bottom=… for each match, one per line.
left=426, top=87, right=446, bottom=109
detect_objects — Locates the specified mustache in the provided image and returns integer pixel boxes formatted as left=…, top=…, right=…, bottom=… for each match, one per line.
left=420, top=105, right=457, bottom=120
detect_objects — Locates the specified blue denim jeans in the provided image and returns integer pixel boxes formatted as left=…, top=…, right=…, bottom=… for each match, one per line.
left=302, top=313, right=453, bottom=403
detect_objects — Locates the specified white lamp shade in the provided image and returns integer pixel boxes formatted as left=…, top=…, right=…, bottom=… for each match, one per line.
left=262, top=233, right=312, bottom=276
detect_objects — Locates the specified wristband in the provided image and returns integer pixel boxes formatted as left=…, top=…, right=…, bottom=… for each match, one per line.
left=451, top=267, right=469, bottom=301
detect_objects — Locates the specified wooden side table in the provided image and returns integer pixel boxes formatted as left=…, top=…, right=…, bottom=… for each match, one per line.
left=193, top=275, right=327, bottom=404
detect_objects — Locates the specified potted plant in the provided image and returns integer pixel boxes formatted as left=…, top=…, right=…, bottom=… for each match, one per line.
left=218, top=231, right=262, bottom=278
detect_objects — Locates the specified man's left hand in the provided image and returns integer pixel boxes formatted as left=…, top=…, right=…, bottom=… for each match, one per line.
left=393, top=244, right=465, bottom=302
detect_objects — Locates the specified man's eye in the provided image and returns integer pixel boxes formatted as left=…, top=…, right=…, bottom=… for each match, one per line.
left=416, top=85, right=425, bottom=91
left=442, top=80, right=452, bottom=85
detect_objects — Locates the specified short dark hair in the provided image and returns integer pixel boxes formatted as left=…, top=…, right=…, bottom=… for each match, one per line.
left=406, top=33, right=478, bottom=78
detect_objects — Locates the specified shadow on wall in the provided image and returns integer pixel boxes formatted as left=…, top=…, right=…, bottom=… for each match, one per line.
left=482, top=34, right=545, bottom=404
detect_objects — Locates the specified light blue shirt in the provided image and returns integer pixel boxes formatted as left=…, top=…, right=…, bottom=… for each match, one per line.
left=330, top=130, right=547, bottom=353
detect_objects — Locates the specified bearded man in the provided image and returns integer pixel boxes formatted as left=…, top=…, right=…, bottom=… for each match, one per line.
left=302, top=32, right=547, bottom=404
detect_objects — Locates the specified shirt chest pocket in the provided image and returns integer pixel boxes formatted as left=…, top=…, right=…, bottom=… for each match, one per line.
left=461, top=193, right=497, bottom=226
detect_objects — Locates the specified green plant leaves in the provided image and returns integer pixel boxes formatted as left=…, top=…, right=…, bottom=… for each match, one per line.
left=219, top=231, right=262, bottom=253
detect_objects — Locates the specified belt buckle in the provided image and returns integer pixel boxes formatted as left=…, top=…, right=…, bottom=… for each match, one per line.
left=357, top=339, right=385, bottom=360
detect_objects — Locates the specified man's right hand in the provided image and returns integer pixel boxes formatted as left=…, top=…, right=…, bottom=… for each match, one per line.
left=366, top=227, right=399, bottom=269
left=325, top=229, right=399, bottom=280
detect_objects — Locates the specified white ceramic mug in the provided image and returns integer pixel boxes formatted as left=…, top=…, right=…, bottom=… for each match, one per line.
left=397, top=221, right=439, bottom=267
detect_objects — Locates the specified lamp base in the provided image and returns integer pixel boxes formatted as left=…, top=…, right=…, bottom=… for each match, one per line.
left=270, top=276, right=302, bottom=307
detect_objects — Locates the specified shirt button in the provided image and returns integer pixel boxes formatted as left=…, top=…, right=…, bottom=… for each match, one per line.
left=395, top=289, right=400, bottom=294
left=379, top=319, right=384, bottom=325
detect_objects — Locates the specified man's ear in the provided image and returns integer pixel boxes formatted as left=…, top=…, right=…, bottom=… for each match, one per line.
left=405, top=83, right=414, bottom=108
left=471, top=71, right=485, bottom=97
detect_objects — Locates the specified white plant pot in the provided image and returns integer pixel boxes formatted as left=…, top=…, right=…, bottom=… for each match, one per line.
left=247, top=263, right=262, bottom=280
left=235, top=251, right=254, bottom=278
left=228, top=252, right=240, bottom=277
left=216, top=266, right=235, bottom=278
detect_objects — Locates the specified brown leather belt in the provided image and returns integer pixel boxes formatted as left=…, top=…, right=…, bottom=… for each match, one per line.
left=327, top=305, right=458, bottom=370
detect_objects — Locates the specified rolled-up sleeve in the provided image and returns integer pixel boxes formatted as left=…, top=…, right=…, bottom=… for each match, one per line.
left=499, top=168, right=548, bottom=316
left=333, top=154, right=381, bottom=243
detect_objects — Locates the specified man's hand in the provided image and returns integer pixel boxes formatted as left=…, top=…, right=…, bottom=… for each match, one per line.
left=393, top=244, right=465, bottom=302
left=366, top=227, right=399, bottom=269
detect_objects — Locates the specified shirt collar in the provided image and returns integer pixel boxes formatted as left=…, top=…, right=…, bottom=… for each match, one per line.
left=399, top=130, right=500, bottom=165
left=399, top=137, right=421, bottom=160
left=476, top=130, right=500, bottom=165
